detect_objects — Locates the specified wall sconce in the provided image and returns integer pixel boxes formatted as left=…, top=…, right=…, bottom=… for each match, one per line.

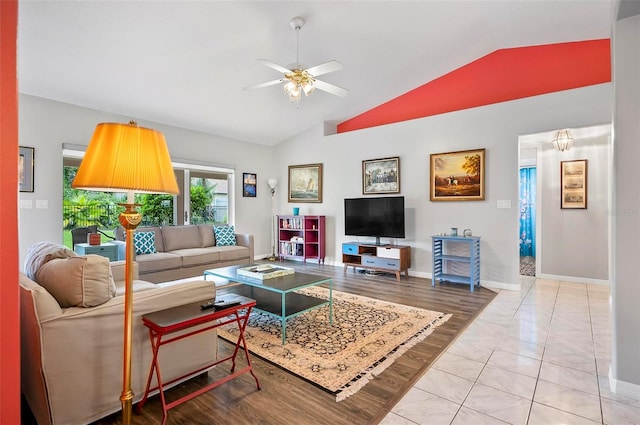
left=268, top=178, right=278, bottom=196
left=551, top=129, right=574, bottom=152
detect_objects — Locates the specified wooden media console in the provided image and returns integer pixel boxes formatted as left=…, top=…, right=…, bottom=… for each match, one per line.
left=342, top=243, right=411, bottom=281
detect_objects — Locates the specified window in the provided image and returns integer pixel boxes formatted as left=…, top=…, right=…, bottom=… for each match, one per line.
left=63, top=146, right=235, bottom=247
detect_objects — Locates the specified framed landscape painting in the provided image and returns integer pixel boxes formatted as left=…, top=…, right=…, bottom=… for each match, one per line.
left=430, top=148, right=485, bottom=201
left=561, top=159, right=587, bottom=209
left=242, top=172, right=257, bottom=197
left=362, top=156, right=400, bottom=194
left=288, top=163, right=323, bottom=203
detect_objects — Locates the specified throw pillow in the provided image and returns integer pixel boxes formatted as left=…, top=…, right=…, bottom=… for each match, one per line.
left=35, top=255, right=116, bottom=308
left=214, top=225, right=237, bottom=246
left=133, top=231, right=157, bottom=255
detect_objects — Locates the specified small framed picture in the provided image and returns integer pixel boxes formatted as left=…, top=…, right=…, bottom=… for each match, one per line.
left=430, top=148, right=485, bottom=201
left=19, top=146, right=35, bottom=193
left=288, top=163, right=323, bottom=203
left=362, top=156, right=400, bottom=194
left=242, top=172, right=257, bottom=197
left=561, top=159, right=587, bottom=209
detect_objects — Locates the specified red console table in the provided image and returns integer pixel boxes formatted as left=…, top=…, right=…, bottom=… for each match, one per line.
left=137, top=294, right=260, bottom=424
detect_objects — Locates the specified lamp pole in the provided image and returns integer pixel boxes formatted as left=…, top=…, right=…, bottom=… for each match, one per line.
left=118, top=193, right=141, bottom=425
left=71, top=121, right=179, bottom=425
left=267, top=179, right=278, bottom=260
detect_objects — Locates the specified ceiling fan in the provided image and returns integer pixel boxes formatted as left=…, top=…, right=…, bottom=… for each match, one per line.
left=245, top=16, right=348, bottom=104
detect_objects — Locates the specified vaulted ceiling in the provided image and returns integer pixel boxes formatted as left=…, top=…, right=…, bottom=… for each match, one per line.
left=18, top=1, right=614, bottom=145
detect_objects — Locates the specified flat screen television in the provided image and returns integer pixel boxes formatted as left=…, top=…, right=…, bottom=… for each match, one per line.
left=344, top=196, right=405, bottom=245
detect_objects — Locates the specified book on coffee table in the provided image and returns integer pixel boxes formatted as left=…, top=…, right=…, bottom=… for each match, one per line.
left=237, top=265, right=295, bottom=280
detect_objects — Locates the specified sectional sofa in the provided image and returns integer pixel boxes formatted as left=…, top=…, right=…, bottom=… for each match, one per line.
left=20, top=242, right=217, bottom=425
left=113, top=224, right=254, bottom=283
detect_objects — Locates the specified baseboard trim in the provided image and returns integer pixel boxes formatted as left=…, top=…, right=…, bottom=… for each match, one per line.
left=481, top=280, right=521, bottom=291
left=537, top=273, right=610, bottom=286
left=609, top=367, right=640, bottom=399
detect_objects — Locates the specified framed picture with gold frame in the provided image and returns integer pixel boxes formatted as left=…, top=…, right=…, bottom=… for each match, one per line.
left=430, top=148, right=485, bottom=201
left=288, top=163, right=323, bottom=203
left=561, top=159, right=587, bottom=209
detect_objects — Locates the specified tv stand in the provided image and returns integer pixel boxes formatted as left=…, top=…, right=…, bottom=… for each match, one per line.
left=342, top=242, right=411, bottom=281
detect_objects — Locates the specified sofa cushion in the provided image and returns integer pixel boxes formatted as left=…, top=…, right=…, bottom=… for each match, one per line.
left=35, top=255, right=116, bottom=308
left=218, top=245, right=250, bottom=262
left=135, top=252, right=183, bottom=274
left=114, top=280, right=158, bottom=296
left=24, top=241, right=77, bottom=280
left=170, top=248, right=221, bottom=267
left=162, top=225, right=202, bottom=251
left=198, top=224, right=216, bottom=248
left=214, top=225, right=237, bottom=246
left=134, top=231, right=157, bottom=255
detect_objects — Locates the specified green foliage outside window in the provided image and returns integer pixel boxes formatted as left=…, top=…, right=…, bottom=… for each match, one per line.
left=63, top=166, right=219, bottom=229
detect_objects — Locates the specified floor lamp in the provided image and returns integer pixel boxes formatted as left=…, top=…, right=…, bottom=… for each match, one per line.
left=72, top=121, right=179, bottom=425
left=267, top=178, right=278, bottom=260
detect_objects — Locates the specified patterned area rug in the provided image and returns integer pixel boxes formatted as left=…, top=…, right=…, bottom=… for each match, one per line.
left=217, top=287, right=451, bottom=401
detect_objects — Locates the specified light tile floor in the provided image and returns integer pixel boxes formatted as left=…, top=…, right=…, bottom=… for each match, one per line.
left=381, top=277, right=640, bottom=425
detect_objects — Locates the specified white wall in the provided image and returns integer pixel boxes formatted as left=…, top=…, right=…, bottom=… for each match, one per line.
left=612, top=12, right=640, bottom=394
left=273, top=84, right=613, bottom=288
left=17, top=95, right=275, bottom=265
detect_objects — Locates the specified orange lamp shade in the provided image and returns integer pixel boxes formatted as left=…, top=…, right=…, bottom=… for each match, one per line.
left=72, top=122, right=179, bottom=195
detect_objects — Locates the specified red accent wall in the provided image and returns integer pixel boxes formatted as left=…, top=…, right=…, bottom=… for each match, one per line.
left=338, top=39, right=611, bottom=134
left=0, top=0, right=21, bottom=423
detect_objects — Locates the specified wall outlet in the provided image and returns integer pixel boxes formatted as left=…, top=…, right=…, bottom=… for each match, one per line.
left=20, top=200, right=33, bottom=209
left=497, top=200, right=512, bottom=208
left=36, top=200, right=49, bottom=209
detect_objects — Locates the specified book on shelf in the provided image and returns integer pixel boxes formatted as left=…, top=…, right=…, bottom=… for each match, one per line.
left=281, top=217, right=303, bottom=229
left=280, top=241, right=303, bottom=256
left=237, top=264, right=295, bottom=280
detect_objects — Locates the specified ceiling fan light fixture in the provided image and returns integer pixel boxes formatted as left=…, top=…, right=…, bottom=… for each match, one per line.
left=245, top=16, right=348, bottom=102
left=302, top=81, right=315, bottom=96
left=284, top=81, right=301, bottom=101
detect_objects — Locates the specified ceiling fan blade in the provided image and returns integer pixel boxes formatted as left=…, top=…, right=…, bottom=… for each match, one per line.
left=305, top=60, right=343, bottom=77
left=257, top=59, right=292, bottom=74
left=244, top=79, right=285, bottom=90
left=313, top=79, right=349, bottom=97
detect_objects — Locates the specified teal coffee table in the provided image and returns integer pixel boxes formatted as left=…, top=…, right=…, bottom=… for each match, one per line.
left=204, top=265, right=333, bottom=344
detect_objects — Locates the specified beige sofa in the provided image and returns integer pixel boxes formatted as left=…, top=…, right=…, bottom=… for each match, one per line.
left=114, top=224, right=254, bottom=283
left=20, top=259, right=217, bottom=425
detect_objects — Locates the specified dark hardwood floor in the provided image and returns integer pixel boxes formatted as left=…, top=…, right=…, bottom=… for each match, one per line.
left=23, top=261, right=496, bottom=425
